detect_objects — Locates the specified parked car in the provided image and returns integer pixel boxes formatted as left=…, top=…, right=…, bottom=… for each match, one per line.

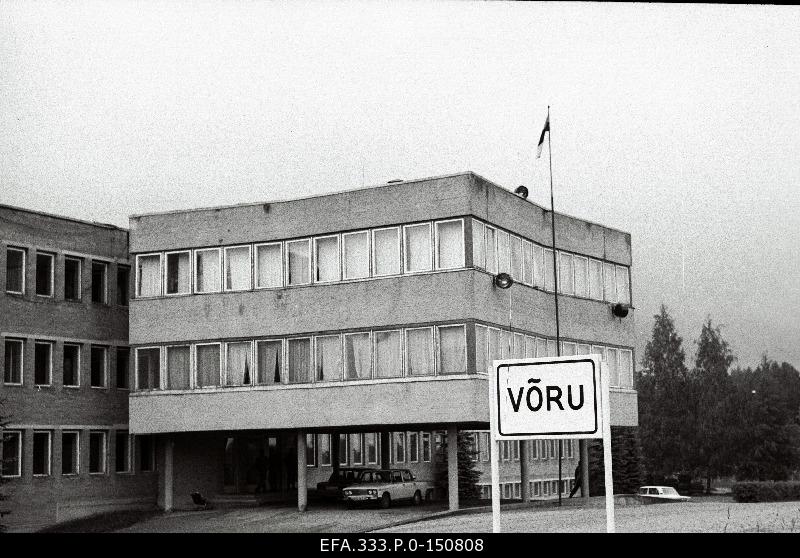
left=315, top=467, right=376, bottom=500
left=637, top=486, right=691, bottom=503
left=341, top=469, right=435, bottom=508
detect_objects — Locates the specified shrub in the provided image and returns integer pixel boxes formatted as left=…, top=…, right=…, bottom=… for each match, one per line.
left=732, top=481, right=800, bottom=503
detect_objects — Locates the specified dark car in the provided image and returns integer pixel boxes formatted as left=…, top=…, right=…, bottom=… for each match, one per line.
left=315, top=468, right=375, bottom=500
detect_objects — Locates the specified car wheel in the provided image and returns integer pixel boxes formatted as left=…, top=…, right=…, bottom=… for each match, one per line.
left=380, top=493, right=391, bottom=509
left=425, top=489, right=434, bottom=502
left=413, top=490, right=422, bottom=506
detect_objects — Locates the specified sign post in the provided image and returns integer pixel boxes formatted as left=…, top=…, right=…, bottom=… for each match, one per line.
left=489, top=355, right=615, bottom=533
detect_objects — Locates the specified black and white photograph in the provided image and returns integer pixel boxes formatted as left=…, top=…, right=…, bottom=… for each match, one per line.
left=1, top=0, right=799, bottom=540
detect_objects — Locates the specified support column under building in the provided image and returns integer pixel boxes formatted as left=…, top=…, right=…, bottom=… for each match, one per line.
left=164, top=437, right=174, bottom=512
left=297, top=431, right=307, bottom=512
left=380, top=432, right=391, bottom=470
left=447, top=425, right=459, bottom=511
left=579, top=439, right=590, bottom=499
left=331, top=432, right=340, bottom=478
left=519, top=440, right=530, bottom=502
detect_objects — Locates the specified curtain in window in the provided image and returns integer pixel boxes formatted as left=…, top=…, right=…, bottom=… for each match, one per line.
left=315, top=336, right=342, bottom=381
left=375, top=330, right=402, bottom=378
left=616, top=265, right=630, bottom=304
left=373, top=228, right=400, bottom=276
left=404, top=224, right=432, bottom=272
left=475, top=325, right=487, bottom=375
left=137, top=255, right=161, bottom=297
left=344, top=333, right=371, bottom=379
left=407, top=328, right=434, bottom=376
left=439, top=326, right=466, bottom=375
left=343, top=232, right=369, bottom=279
left=225, top=247, right=250, bottom=290
left=603, top=262, right=616, bottom=302
left=167, top=347, right=190, bottom=390
left=574, top=256, right=588, bottom=297
left=471, top=220, right=484, bottom=269
left=256, top=340, right=282, bottom=385
left=196, top=250, right=220, bottom=292
left=287, top=241, right=310, bottom=285
left=315, top=237, right=339, bottom=282
left=288, top=338, right=311, bottom=383
left=225, top=342, right=251, bottom=385
left=256, top=244, right=282, bottom=288
left=196, top=345, right=220, bottom=387
left=436, top=221, right=463, bottom=269
left=589, top=259, right=603, bottom=299
left=166, top=252, right=190, bottom=294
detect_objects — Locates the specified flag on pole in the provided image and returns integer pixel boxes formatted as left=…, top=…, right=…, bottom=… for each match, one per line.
left=536, top=114, right=550, bottom=159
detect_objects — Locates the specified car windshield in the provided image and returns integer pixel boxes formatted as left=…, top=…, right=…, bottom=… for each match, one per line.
left=662, top=487, right=679, bottom=496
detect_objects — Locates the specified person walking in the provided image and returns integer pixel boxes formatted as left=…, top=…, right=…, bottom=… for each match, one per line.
left=569, top=460, right=583, bottom=498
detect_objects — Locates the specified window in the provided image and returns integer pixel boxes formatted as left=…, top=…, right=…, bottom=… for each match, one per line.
left=166, top=345, right=191, bottom=389
left=522, top=240, right=533, bottom=285
left=558, top=252, right=574, bottom=295
left=63, top=431, right=79, bottom=475
left=338, top=433, right=348, bottom=466
left=314, top=235, right=340, bottom=283
left=566, top=439, right=574, bottom=459
left=536, top=337, right=547, bottom=358
left=603, top=262, right=616, bottom=302
left=619, top=349, right=634, bottom=388
left=196, top=344, right=221, bottom=388
left=375, top=330, right=402, bottom=378
left=315, top=335, right=342, bottom=382
left=393, top=432, right=406, bottom=463
left=475, top=325, right=488, bottom=375
left=255, top=243, right=283, bottom=288
left=469, top=433, right=479, bottom=462
left=435, top=219, right=464, bottom=270
left=472, top=220, right=485, bottom=269
left=224, top=246, right=251, bottom=291
left=484, top=226, right=497, bottom=273
left=479, top=432, right=489, bottom=462
left=1, top=431, right=21, bottom=477
left=225, top=341, right=252, bottom=386
left=513, top=333, right=525, bottom=358
left=510, top=236, right=523, bottom=281
left=33, top=431, right=51, bottom=476
left=406, top=327, right=434, bottom=376
left=562, top=342, right=577, bottom=356
left=116, top=265, right=130, bottom=305
left=116, top=347, right=130, bottom=389
left=531, top=438, right=538, bottom=460
left=136, top=347, right=161, bottom=390
left=256, top=340, right=282, bottom=385
left=500, top=330, right=512, bottom=359
left=91, top=261, right=107, bottom=303
left=194, top=248, right=221, bottom=293
left=533, top=244, right=544, bottom=287
left=438, top=325, right=466, bottom=375
left=89, top=431, right=106, bottom=474
left=404, top=223, right=432, bottom=273
left=286, top=239, right=311, bottom=286
left=136, top=254, right=162, bottom=298
left=366, top=433, right=378, bottom=464
left=139, top=436, right=155, bottom=472
left=373, top=227, right=401, bottom=276
left=525, top=335, right=537, bottom=358
left=592, top=345, right=606, bottom=362
left=543, top=248, right=555, bottom=291
left=344, top=332, right=371, bottom=380
left=543, top=481, right=549, bottom=496
left=496, top=231, right=510, bottom=274
left=502, top=441, right=510, bottom=461
left=305, top=434, right=316, bottom=467
left=546, top=339, right=557, bottom=357
left=342, top=231, right=370, bottom=280
left=63, top=344, right=80, bottom=387
left=512, top=440, right=520, bottom=461
left=589, top=259, right=603, bottom=299
left=534, top=482, right=541, bottom=497
left=574, top=256, right=588, bottom=297
left=33, top=341, right=52, bottom=386
left=90, top=346, right=107, bottom=388
left=409, top=432, right=419, bottom=463
left=487, top=328, right=500, bottom=365
left=422, top=433, right=431, bottom=462
left=350, top=433, right=363, bottom=465
left=115, top=431, right=131, bottom=473
left=549, top=440, right=557, bottom=459
left=35, top=252, right=54, bottom=297
left=513, top=482, right=521, bottom=499
left=6, top=247, right=25, bottom=294
left=287, top=338, right=311, bottom=384
left=577, top=343, right=591, bottom=355
left=616, top=265, right=631, bottom=305
left=64, top=257, right=82, bottom=301
left=319, top=434, right=331, bottom=466
left=165, top=251, right=191, bottom=295
left=606, top=348, right=619, bottom=386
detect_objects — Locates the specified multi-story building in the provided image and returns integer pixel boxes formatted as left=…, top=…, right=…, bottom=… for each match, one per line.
left=127, top=172, right=637, bottom=512
left=0, top=205, right=157, bottom=530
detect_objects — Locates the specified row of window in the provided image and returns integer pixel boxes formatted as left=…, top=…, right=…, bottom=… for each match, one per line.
left=305, top=431, right=434, bottom=467
left=467, top=432, right=576, bottom=463
left=0, top=430, right=155, bottom=478
left=135, top=219, right=467, bottom=298
left=478, top=478, right=575, bottom=500
left=472, top=219, right=631, bottom=305
left=4, top=247, right=129, bottom=305
left=3, top=338, right=130, bottom=389
left=474, top=325, right=635, bottom=389
left=134, top=324, right=468, bottom=391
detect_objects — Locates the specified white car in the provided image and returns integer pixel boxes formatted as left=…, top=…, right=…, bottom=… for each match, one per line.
left=342, top=469, right=435, bottom=508
left=637, top=486, right=691, bottom=503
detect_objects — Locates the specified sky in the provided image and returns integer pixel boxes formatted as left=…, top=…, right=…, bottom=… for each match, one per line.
left=1, top=1, right=798, bottom=370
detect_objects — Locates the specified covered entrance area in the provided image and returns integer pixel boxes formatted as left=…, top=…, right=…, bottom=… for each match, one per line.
left=222, top=434, right=298, bottom=498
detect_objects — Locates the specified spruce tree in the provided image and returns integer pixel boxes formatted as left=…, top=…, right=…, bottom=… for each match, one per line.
left=434, top=432, right=482, bottom=501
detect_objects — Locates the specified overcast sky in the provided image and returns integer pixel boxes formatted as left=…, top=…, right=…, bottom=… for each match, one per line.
left=2, top=2, right=798, bottom=370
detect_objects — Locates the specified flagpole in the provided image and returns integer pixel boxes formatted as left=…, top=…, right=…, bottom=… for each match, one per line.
left=546, top=105, right=564, bottom=507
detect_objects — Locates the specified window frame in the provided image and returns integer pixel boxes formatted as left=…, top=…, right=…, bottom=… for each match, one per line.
left=402, top=222, right=433, bottom=274
left=338, top=433, right=349, bottom=466
left=64, top=256, right=83, bottom=301
left=35, top=251, right=55, bottom=298
left=371, top=226, right=402, bottom=277
left=285, top=238, right=312, bottom=286
left=90, top=345, right=109, bottom=389
left=88, top=431, right=107, bottom=475
left=350, top=433, right=363, bottom=466
left=616, top=264, right=631, bottom=305
left=255, top=338, right=284, bottom=386
left=135, top=346, right=162, bottom=391
left=5, top=247, right=26, bottom=295
left=341, top=230, right=371, bottom=280
left=224, top=340, right=254, bottom=387
left=115, top=430, right=132, bottom=474
left=223, top=245, right=253, bottom=292
left=34, top=340, right=53, bottom=387
left=135, top=253, right=163, bottom=298
left=319, top=434, right=332, bottom=467
left=573, top=255, right=589, bottom=298
left=436, top=324, right=467, bottom=376
left=286, top=336, right=312, bottom=384
left=63, top=343, right=81, bottom=388
left=374, top=328, right=404, bottom=379
left=558, top=251, right=574, bottom=295
left=509, top=235, right=523, bottom=283
left=91, top=260, right=109, bottom=304
left=313, top=234, right=341, bottom=284
left=164, top=250, right=193, bottom=296
left=116, top=264, right=130, bottom=306
left=408, top=432, right=420, bottom=463
left=194, top=342, right=222, bottom=389
left=603, top=261, right=617, bottom=302
left=306, top=433, right=317, bottom=467
left=405, top=326, right=435, bottom=377
left=314, top=334, right=343, bottom=383
left=166, top=344, right=193, bottom=390
left=471, top=219, right=485, bottom=269
left=434, top=218, right=465, bottom=270
left=393, top=432, right=406, bottom=464
left=343, top=331, right=372, bottom=380
left=32, top=430, right=52, bottom=477
left=422, top=432, right=432, bottom=463
left=193, top=248, right=222, bottom=294
left=484, top=226, right=497, bottom=274
left=254, top=242, right=284, bottom=289
left=62, top=430, right=80, bottom=476
left=116, top=347, right=130, bottom=390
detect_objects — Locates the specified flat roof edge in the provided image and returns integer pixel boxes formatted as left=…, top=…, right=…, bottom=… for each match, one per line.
left=0, top=203, right=128, bottom=232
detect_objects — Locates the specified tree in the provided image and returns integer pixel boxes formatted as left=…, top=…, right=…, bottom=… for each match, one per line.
left=434, top=432, right=482, bottom=501
left=638, top=305, right=692, bottom=479
left=587, top=426, right=645, bottom=495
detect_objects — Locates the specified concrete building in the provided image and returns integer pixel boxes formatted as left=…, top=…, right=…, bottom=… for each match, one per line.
left=127, top=172, right=638, bottom=512
left=0, top=205, right=156, bottom=530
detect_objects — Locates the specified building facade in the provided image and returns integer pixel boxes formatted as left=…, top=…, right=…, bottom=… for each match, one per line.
left=0, top=205, right=157, bottom=530
left=127, top=172, right=637, bottom=511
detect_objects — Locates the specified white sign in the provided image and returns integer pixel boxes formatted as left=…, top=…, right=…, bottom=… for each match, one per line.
left=493, top=357, right=601, bottom=438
